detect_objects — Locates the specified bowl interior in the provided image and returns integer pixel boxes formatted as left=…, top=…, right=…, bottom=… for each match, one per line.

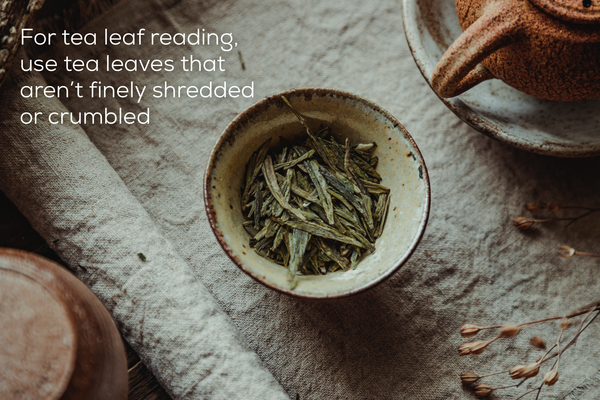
left=403, top=0, right=600, bottom=157
left=205, top=88, right=429, bottom=298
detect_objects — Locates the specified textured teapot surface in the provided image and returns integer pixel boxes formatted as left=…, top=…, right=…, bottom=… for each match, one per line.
left=432, top=0, right=600, bottom=101
left=530, top=0, right=600, bottom=24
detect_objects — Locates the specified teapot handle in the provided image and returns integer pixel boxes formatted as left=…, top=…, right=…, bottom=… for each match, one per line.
left=431, top=5, right=522, bottom=98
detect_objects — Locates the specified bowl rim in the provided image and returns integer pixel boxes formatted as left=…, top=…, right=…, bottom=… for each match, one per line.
left=402, top=0, right=600, bottom=158
left=204, top=87, right=431, bottom=299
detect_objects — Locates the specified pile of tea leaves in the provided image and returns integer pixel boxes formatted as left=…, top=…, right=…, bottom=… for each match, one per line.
left=241, top=97, right=391, bottom=289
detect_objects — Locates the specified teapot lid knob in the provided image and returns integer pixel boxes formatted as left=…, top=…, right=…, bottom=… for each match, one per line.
left=530, top=0, right=600, bottom=23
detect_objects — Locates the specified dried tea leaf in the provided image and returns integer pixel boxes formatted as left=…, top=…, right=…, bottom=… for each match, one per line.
left=242, top=139, right=271, bottom=207
left=315, top=239, right=348, bottom=270
left=362, top=179, right=390, bottom=195
left=299, top=151, right=334, bottom=225
left=288, top=228, right=311, bottom=289
left=328, top=188, right=354, bottom=211
left=348, top=229, right=376, bottom=252
left=350, top=249, right=360, bottom=269
left=271, top=226, right=285, bottom=251
left=284, top=220, right=366, bottom=249
left=353, top=154, right=381, bottom=181
left=291, top=184, right=320, bottom=203
left=274, top=149, right=316, bottom=171
left=354, top=142, right=376, bottom=152
left=374, top=193, right=386, bottom=220
left=319, top=167, right=373, bottom=230
left=344, top=138, right=368, bottom=196
left=309, top=134, right=340, bottom=172
left=282, top=96, right=312, bottom=135
left=254, top=183, right=263, bottom=230
left=374, top=194, right=390, bottom=238
left=262, top=155, right=307, bottom=221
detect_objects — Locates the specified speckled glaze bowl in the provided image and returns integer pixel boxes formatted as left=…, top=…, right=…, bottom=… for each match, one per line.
left=403, top=0, right=600, bottom=157
left=204, top=88, right=430, bottom=298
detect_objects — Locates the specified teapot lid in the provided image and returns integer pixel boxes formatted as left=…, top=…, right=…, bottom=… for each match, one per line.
left=530, top=0, right=600, bottom=23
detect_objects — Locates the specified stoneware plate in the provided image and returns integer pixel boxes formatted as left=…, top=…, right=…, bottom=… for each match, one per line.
left=403, top=0, right=600, bottom=157
left=204, top=88, right=430, bottom=298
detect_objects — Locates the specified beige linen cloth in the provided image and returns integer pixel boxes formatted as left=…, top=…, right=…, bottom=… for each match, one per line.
left=1, top=0, right=600, bottom=399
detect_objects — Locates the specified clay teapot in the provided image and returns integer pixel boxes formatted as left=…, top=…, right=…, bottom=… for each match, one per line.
left=431, top=0, right=600, bottom=101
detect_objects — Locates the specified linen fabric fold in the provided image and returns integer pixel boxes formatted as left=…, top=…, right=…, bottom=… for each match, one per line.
left=0, top=60, right=288, bottom=400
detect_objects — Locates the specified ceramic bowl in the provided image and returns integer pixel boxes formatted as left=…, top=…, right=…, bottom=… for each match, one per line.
left=204, top=88, right=430, bottom=298
left=403, top=0, right=600, bottom=157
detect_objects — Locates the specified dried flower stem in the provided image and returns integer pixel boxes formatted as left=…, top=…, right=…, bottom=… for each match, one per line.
left=555, top=325, right=564, bottom=371
left=563, top=208, right=600, bottom=227
left=526, top=203, right=600, bottom=226
left=461, top=308, right=600, bottom=398
left=534, top=322, right=566, bottom=365
left=459, top=305, right=600, bottom=358
left=539, top=310, right=600, bottom=366
left=574, top=251, right=600, bottom=258
left=535, top=353, right=567, bottom=400
left=533, top=380, right=546, bottom=400
left=480, top=369, right=511, bottom=378
left=555, top=206, right=591, bottom=210
left=574, top=250, right=600, bottom=258
left=514, top=386, right=540, bottom=400
left=572, top=307, right=597, bottom=347
left=494, top=384, right=520, bottom=390
left=519, top=304, right=600, bottom=329
left=517, top=203, right=600, bottom=229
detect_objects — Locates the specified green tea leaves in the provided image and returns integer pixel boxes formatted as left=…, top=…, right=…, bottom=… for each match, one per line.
left=240, top=98, right=392, bottom=289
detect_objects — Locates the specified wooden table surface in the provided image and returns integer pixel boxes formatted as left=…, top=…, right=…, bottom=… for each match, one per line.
left=0, top=191, right=171, bottom=400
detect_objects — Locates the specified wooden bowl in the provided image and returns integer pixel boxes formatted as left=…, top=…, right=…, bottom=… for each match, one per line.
left=0, top=248, right=128, bottom=400
left=204, top=88, right=430, bottom=298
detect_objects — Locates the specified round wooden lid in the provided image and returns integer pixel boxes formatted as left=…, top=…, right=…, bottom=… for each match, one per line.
left=0, top=268, right=77, bottom=400
left=530, top=0, right=600, bottom=24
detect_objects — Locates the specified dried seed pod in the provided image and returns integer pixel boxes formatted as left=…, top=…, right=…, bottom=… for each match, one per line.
left=460, top=324, right=482, bottom=338
left=513, top=217, right=534, bottom=230
left=522, top=362, right=540, bottom=378
left=558, top=245, right=575, bottom=258
left=470, top=341, right=488, bottom=355
left=460, top=372, right=480, bottom=384
left=530, top=336, right=546, bottom=350
left=500, top=323, right=521, bottom=338
left=547, top=203, right=560, bottom=213
left=509, top=365, right=527, bottom=379
left=459, top=341, right=487, bottom=356
left=525, top=203, right=541, bottom=212
left=458, top=342, right=475, bottom=356
left=560, top=318, right=574, bottom=330
left=474, top=384, right=492, bottom=397
left=543, top=370, right=559, bottom=386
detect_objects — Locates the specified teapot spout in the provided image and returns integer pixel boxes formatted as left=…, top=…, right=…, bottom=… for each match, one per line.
left=431, top=3, right=522, bottom=98
left=439, top=64, right=494, bottom=97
